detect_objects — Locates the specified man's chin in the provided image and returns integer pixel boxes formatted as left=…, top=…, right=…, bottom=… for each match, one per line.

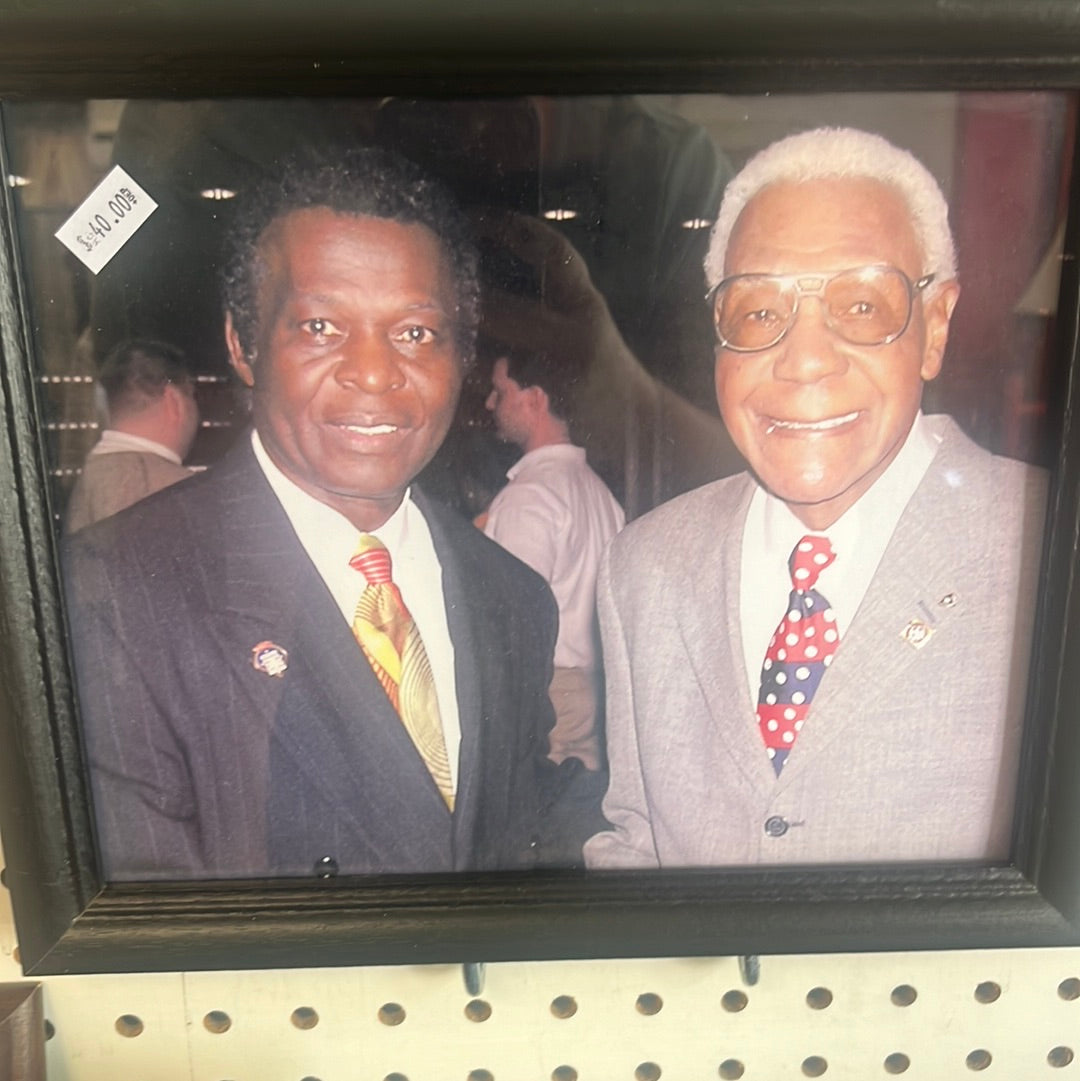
left=761, top=474, right=871, bottom=531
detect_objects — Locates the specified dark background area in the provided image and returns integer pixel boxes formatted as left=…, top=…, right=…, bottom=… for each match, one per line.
left=4, top=92, right=1072, bottom=526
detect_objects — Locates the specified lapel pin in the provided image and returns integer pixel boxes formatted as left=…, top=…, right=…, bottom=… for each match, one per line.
left=900, top=619, right=935, bottom=650
left=252, top=640, right=289, bottom=678
left=938, top=591, right=959, bottom=608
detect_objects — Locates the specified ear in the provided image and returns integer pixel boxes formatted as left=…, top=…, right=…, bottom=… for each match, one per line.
left=225, top=311, right=256, bottom=388
left=527, top=383, right=551, bottom=417
left=161, top=382, right=184, bottom=421
left=920, top=280, right=960, bottom=383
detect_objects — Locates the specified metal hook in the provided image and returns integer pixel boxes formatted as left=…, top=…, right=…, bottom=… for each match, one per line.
left=462, top=961, right=486, bottom=996
left=738, top=954, right=760, bottom=986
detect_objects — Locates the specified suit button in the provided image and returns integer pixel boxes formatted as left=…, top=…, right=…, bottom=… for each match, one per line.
left=314, top=855, right=339, bottom=877
left=764, top=815, right=789, bottom=838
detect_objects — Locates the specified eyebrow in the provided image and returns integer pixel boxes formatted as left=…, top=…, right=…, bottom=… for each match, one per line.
left=288, top=291, right=450, bottom=314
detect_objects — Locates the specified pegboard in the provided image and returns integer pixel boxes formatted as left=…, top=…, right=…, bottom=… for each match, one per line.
left=0, top=868, right=1077, bottom=1080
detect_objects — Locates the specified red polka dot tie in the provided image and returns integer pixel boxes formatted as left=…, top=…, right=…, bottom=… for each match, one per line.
left=756, top=535, right=839, bottom=775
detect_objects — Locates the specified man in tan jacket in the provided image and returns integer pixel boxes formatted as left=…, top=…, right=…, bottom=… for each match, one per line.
left=65, top=338, right=199, bottom=533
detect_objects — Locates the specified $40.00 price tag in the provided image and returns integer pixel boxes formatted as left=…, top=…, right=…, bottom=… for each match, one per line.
left=54, top=165, right=158, bottom=274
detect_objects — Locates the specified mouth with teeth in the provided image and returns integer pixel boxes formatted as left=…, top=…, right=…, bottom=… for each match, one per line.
left=338, top=422, right=399, bottom=436
left=764, top=411, right=859, bottom=436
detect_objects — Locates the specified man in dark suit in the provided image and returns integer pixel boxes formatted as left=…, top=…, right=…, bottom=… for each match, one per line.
left=66, top=149, right=570, bottom=880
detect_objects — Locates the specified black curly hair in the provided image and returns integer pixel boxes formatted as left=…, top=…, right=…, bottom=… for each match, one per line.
left=221, top=146, right=479, bottom=366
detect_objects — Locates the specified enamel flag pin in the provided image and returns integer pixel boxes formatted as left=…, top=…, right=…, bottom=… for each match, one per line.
left=252, top=641, right=289, bottom=677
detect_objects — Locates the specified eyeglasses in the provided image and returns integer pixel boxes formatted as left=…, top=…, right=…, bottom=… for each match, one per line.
left=709, top=265, right=935, bottom=353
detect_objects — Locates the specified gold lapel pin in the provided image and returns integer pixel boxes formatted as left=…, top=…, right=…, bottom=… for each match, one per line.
left=900, top=619, right=935, bottom=650
left=252, top=640, right=289, bottom=677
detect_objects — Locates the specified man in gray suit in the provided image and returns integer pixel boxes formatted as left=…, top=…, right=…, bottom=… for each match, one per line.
left=65, top=339, right=198, bottom=533
left=585, top=127, right=1048, bottom=869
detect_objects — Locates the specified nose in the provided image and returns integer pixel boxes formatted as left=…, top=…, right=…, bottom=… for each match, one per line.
left=771, top=297, right=847, bottom=383
left=333, top=331, right=405, bottom=393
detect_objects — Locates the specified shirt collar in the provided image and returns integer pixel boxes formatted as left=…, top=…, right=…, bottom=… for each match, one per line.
left=249, top=429, right=414, bottom=561
left=759, top=410, right=940, bottom=555
left=91, top=429, right=183, bottom=465
left=506, top=442, right=584, bottom=480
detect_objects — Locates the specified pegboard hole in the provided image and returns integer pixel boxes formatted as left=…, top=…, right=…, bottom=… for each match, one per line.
left=801, top=1056, right=828, bottom=1077
left=290, top=1007, right=319, bottom=1030
left=805, top=986, right=833, bottom=1010
left=300, top=1076, right=322, bottom=1081
left=636, top=992, right=664, bottom=1016
left=718, top=1060, right=745, bottom=1079
left=965, top=1049, right=992, bottom=1071
left=43, top=1020, right=55, bottom=1041
left=550, top=995, right=578, bottom=1019
left=883, top=1052, right=910, bottom=1074
left=11, top=946, right=18, bottom=965
left=1058, top=977, right=1080, bottom=1000
left=635, top=1063, right=662, bottom=1081
left=465, top=999, right=492, bottom=1023
left=974, top=981, right=1001, bottom=1003
left=721, top=989, right=748, bottom=1012
left=114, top=1014, right=143, bottom=1038
left=552, top=1067, right=578, bottom=1081
left=384, top=1073, right=409, bottom=1081
left=378, top=1002, right=407, bottom=1026
left=1048, top=1046, right=1075, bottom=1068
left=203, top=1010, right=232, bottom=1034
left=890, top=984, right=917, bottom=1007
left=468, top=1071, right=494, bottom=1081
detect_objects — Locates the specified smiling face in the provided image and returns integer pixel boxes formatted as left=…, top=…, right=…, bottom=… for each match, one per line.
left=715, top=177, right=959, bottom=530
left=226, top=208, right=464, bottom=531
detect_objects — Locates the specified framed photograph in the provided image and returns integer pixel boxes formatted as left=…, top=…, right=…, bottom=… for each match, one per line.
left=2, top=1, right=1080, bottom=975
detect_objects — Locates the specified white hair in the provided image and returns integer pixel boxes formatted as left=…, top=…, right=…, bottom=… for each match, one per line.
left=704, top=126, right=957, bottom=290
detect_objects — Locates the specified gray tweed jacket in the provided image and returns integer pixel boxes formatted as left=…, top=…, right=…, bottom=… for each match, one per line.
left=585, top=416, right=1048, bottom=868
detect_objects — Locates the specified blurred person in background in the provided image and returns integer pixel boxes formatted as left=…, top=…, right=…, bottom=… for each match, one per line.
left=65, top=338, right=198, bottom=533
left=484, top=344, right=625, bottom=773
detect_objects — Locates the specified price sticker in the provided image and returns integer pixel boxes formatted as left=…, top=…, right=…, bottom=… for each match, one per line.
left=54, top=165, right=158, bottom=274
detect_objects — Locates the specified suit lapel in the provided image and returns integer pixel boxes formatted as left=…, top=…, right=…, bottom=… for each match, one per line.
left=201, top=443, right=452, bottom=869
left=273, top=576, right=453, bottom=868
left=413, top=491, right=488, bottom=865
left=678, top=477, right=782, bottom=795
left=777, top=425, right=978, bottom=784
left=196, top=442, right=306, bottom=729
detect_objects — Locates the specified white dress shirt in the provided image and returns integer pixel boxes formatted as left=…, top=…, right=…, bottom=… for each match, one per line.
left=739, top=412, right=942, bottom=699
left=484, top=442, right=625, bottom=669
left=251, top=431, right=460, bottom=789
left=90, top=428, right=183, bottom=464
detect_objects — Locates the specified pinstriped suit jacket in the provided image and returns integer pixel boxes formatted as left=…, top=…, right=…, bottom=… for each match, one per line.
left=66, top=438, right=562, bottom=880
left=584, top=416, right=1048, bottom=868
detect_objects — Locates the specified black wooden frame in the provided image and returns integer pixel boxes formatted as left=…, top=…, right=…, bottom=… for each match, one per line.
left=2, top=0, right=1080, bottom=975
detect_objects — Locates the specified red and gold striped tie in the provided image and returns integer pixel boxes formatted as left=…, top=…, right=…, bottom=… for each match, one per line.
left=350, top=534, right=454, bottom=810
